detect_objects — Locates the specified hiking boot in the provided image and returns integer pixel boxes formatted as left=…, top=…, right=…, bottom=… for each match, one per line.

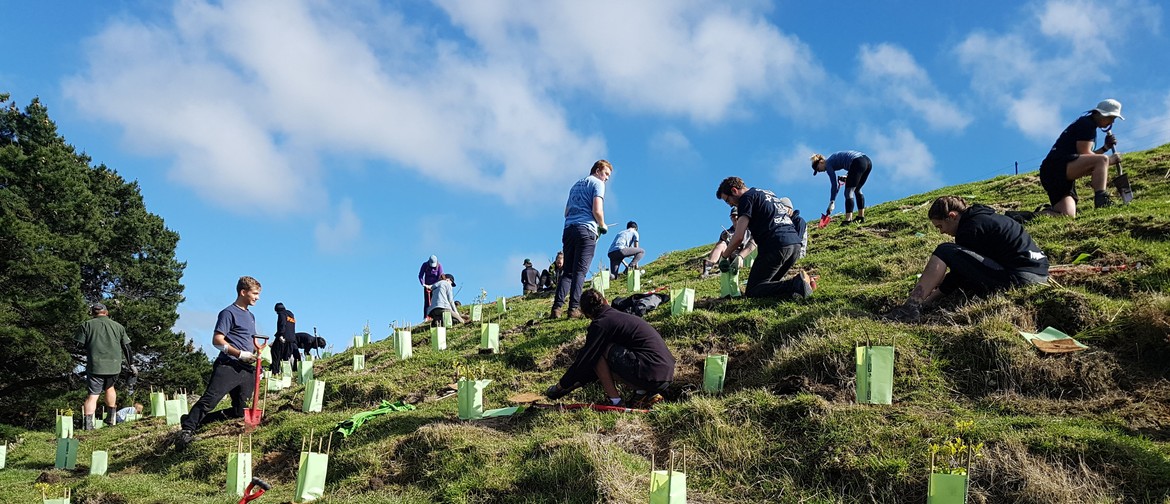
left=628, top=393, right=664, bottom=409
left=175, top=429, right=195, bottom=451
left=549, top=307, right=563, bottom=319
left=886, top=302, right=922, bottom=323
left=568, top=308, right=585, bottom=319
left=1094, top=191, right=1114, bottom=209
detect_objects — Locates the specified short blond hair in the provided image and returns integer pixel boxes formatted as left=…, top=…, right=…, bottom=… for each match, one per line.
left=236, top=276, right=261, bottom=293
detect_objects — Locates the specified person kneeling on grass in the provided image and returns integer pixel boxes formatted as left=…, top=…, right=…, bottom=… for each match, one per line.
left=545, top=289, right=675, bottom=408
left=889, top=196, right=1049, bottom=322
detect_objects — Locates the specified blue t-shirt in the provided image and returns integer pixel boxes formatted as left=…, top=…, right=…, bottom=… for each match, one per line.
left=822, top=151, right=865, bottom=202
left=428, top=279, right=457, bottom=312
left=564, top=175, right=606, bottom=234
left=1044, top=114, right=1099, bottom=165
left=736, top=188, right=800, bottom=251
left=215, top=303, right=257, bottom=361
left=609, top=228, right=639, bottom=253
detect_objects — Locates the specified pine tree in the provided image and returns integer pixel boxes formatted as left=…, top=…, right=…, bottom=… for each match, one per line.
left=0, top=93, right=209, bottom=427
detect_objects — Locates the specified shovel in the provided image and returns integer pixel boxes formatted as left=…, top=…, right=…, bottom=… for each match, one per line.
left=1110, top=148, right=1133, bottom=204
left=817, top=213, right=832, bottom=229
left=244, top=335, right=270, bottom=430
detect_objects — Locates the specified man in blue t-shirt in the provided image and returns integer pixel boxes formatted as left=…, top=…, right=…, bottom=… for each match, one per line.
left=1038, top=99, right=1124, bottom=218
left=715, top=177, right=813, bottom=299
left=551, top=159, right=612, bottom=319
left=607, top=221, right=644, bottom=279
left=177, top=276, right=262, bottom=450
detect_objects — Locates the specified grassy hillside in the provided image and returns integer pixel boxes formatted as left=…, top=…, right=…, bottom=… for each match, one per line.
left=3, top=145, right=1170, bottom=503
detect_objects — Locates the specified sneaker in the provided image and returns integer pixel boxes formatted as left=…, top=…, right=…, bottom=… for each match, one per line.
left=568, top=308, right=585, bottom=319
left=175, top=429, right=195, bottom=451
left=628, top=393, right=664, bottom=409
left=548, top=307, right=563, bottom=319
left=886, top=302, right=922, bottom=323
left=856, top=216, right=865, bottom=224
left=841, top=219, right=854, bottom=226
left=1005, top=210, right=1035, bottom=224
left=1094, top=192, right=1114, bottom=209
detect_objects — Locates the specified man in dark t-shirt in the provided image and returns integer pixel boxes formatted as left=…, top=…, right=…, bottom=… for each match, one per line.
left=714, top=176, right=813, bottom=299
left=1038, top=99, right=1124, bottom=218
left=545, top=289, right=675, bottom=408
left=177, top=276, right=262, bottom=449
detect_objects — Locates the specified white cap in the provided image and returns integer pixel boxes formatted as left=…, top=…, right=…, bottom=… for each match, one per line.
left=1093, top=99, right=1124, bottom=120
left=429, top=255, right=438, bottom=266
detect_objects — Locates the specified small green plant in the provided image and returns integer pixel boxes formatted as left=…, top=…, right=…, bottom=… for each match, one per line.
left=453, top=362, right=488, bottom=381
left=929, top=421, right=983, bottom=475
left=35, top=482, right=67, bottom=498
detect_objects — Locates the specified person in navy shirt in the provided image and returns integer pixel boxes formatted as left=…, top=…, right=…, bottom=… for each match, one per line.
left=1038, top=99, right=1124, bottom=217
left=177, top=276, right=262, bottom=449
left=551, top=160, right=612, bottom=319
left=811, top=150, right=872, bottom=224
left=715, top=177, right=813, bottom=299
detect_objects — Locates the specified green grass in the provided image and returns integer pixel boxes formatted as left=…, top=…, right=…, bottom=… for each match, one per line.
left=4, top=145, right=1170, bottom=502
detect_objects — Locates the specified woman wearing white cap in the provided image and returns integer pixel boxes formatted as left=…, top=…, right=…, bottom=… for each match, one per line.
left=1038, top=99, right=1124, bottom=217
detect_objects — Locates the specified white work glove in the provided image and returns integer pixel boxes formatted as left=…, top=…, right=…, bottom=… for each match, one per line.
left=827, top=202, right=835, bottom=215
left=238, top=350, right=256, bottom=363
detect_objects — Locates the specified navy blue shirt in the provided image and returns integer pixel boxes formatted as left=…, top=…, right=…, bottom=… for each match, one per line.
left=736, top=188, right=801, bottom=251
left=1044, top=115, right=1098, bottom=165
left=822, top=150, right=865, bottom=202
left=215, top=303, right=257, bottom=360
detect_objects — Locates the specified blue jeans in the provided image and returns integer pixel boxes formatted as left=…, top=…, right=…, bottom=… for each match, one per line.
left=553, top=224, right=597, bottom=311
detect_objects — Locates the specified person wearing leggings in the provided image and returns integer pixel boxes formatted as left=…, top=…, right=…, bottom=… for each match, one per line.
left=811, top=151, right=872, bottom=224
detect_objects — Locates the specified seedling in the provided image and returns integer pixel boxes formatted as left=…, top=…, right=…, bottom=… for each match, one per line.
left=38, top=483, right=70, bottom=504
left=927, top=421, right=982, bottom=504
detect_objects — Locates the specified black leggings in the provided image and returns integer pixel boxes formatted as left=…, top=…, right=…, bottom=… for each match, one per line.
left=845, top=155, right=872, bottom=213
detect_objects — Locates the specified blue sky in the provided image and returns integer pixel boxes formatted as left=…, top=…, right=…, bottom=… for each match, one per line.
left=3, top=0, right=1169, bottom=351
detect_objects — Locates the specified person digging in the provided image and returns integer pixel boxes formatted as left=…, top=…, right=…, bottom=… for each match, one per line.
left=544, top=289, right=675, bottom=408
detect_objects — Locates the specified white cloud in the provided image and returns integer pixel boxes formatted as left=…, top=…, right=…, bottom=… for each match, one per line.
left=314, top=198, right=362, bottom=254
left=648, top=127, right=701, bottom=167
left=954, top=0, right=1162, bottom=139
left=857, top=43, right=971, bottom=132
left=1132, top=90, right=1170, bottom=149
left=856, top=125, right=941, bottom=188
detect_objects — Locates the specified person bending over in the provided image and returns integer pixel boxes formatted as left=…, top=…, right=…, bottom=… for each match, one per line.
left=545, top=289, right=675, bottom=408
left=889, top=196, right=1049, bottom=322
left=715, top=177, right=813, bottom=299
left=811, top=150, right=872, bottom=224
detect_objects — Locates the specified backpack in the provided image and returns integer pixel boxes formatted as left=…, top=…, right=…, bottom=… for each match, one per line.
left=610, top=293, right=669, bottom=318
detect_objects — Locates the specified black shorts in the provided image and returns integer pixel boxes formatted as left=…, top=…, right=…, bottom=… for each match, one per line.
left=87, top=374, right=118, bottom=395
left=606, top=345, right=669, bottom=392
left=1039, top=156, right=1079, bottom=206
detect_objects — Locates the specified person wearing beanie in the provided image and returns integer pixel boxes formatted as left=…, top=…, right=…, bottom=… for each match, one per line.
left=428, top=274, right=465, bottom=326
left=1037, top=99, right=1124, bottom=218
left=74, top=302, right=135, bottom=429
left=810, top=150, right=872, bottom=225
left=271, top=302, right=295, bottom=374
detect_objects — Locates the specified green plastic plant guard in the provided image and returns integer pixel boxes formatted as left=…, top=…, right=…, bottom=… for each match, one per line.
left=165, top=399, right=183, bottom=426
left=743, top=250, right=757, bottom=268
left=927, top=473, right=968, bottom=504
left=480, top=406, right=524, bottom=418
left=670, top=288, right=695, bottom=315
left=55, top=414, right=73, bottom=439
left=649, top=470, right=686, bottom=503
left=303, top=379, right=326, bottom=413
left=304, top=353, right=313, bottom=362
left=260, top=345, right=272, bottom=365
left=176, top=392, right=189, bottom=415
left=497, top=296, right=507, bottom=314
left=703, top=355, right=729, bottom=393
left=282, top=360, right=293, bottom=376
left=55, top=437, right=78, bottom=470
left=480, top=323, right=500, bottom=352
left=151, top=391, right=166, bottom=417
left=471, top=304, right=482, bottom=322
left=394, top=329, right=413, bottom=360
left=592, top=274, right=607, bottom=294
left=294, top=451, right=329, bottom=502
left=457, top=378, right=492, bottom=420
left=856, top=346, right=894, bottom=405
left=627, top=269, right=641, bottom=292
left=89, top=450, right=108, bottom=476
left=0, top=442, right=7, bottom=470
left=267, top=375, right=285, bottom=392
left=430, top=327, right=447, bottom=351
left=322, top=352, right=331, bottom=358
left=352, top=354, right=365, bottom=371
left=227, top=451, right=252, bottom=497
left=442, top=310, right=452, bottom=328
left=598, top=271, right=610, bottom=289
left=362, top=332, right=371, bottom=346
left=43, top=497, right=70, bottom=504
left=719, top=270, right=740, bottom=297
left=352, top=335, right=363, bottom=349
left=299, top=360, right=315, bottom=384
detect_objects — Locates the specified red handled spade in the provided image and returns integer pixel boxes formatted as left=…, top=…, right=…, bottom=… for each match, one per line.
left=243, top=335, right=270, bottom=430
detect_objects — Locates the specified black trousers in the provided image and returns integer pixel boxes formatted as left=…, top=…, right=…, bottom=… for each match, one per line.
left=844, top=155, right=872, bottom=213
left=180, top=356, right=256, bottom=431
left=744, top=243, right=805, bottom=298
left=933, top=243, right=1046, bottom=295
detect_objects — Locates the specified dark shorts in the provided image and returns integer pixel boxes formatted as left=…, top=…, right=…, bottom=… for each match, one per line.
left=87, top=374, right=118, bottom=395
left=1039, top=156, right=1079, bottom=206
left=606, top=345, right=670, bottom=392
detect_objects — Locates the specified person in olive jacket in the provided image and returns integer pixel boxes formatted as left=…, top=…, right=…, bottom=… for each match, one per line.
left=889, top=196, right=1049, bottom=321
left=544, top=289, right=675, bottom=408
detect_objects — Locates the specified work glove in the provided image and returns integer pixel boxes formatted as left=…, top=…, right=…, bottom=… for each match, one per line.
left=598, top=224, right=608, bottom=235
left=826, top=202, right=835, bottom=215
left=238, top=350, right=256, bottom=364
left=129, top=365, right=139, bottom=377
left=545, top=383, right=568, bottom=400
left=1104, top=133, right=1117, bottom=150
left=718, top=257, right=732, bottom=273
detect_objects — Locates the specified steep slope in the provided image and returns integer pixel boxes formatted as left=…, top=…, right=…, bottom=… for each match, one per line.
left=2, top=145, right=1170, bottom=503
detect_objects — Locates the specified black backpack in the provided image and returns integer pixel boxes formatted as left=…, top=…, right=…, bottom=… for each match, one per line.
left=610, top=292, right=669, bottom=317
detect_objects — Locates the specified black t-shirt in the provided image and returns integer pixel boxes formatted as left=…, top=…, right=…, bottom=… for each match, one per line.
left=955, top=205, right=1049, bottom=277
left=736, top=188, right=800, bottom=251
left=1044, top=115, right=1098, bottom=165
left=558, top=307, right=676, bottom=388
